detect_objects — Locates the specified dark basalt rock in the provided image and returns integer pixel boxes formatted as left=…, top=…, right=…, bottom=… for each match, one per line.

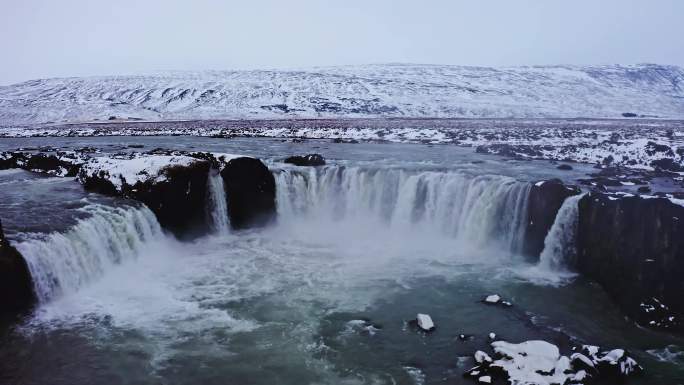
left=221, top=157, right=276, bottom=229
left=80, top=161, right=214, bottom=239
left=557, top=164, right=573, bottom=170
left=575, top=193, right=684, bottom=332
left=0, top=219, right=35, bottom=313
left=0, top=151, right=82, bottom=176
left=521, top=179, right=581, bottom=259
left=284, top=154, right=326, bottom=166
left=651, top=158, right=682, bottom=172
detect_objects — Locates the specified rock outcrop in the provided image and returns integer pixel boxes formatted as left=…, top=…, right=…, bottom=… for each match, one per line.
left=0, top=219, right=34, bottom=313
left=77, top=155, right=214, bottom=238
left=522, top=179, right=581, bottom=259
left=575, top=193, right=684, bottom=331
left=221, top=157, right=276, bottom=229
left=464, top=340, right=643, bottom=384
left=0, top=151, right=84, bottom=177
left=283, top=154, right=326, bottom=166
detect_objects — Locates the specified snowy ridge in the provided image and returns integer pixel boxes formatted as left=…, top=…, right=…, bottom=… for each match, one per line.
left=1, top=63, right=683, bottom=125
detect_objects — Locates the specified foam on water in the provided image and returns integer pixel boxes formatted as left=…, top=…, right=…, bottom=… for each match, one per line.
left=17, top=204, right=163, bottom=302
left=511, top=194, right=585, bottom=286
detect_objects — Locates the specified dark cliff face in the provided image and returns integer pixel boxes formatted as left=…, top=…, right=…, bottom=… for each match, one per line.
left=576, top=193, right=684, bottom=331
left=221, top=157, right=277, bottom=229
left=522, top=179, right=581, bottom=259
left=80, top=161, right=214, bottom=239
left=0, top=220, right=34, bottom=314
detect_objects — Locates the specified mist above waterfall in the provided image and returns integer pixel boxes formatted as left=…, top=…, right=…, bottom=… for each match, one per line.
left=274, top=166, right=532, bottom=261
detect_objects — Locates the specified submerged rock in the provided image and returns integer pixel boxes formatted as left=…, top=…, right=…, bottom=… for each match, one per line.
left=575, top=192, right=684, bottom=332
left=345, top=319, right=382, bottom=336
left=283, top=154, right=326, bottom=166
left=221, top=157, right=276, bottom=229
left=0, top=219, right=34, bottom=313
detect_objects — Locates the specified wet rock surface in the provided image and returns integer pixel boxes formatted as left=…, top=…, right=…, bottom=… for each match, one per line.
left=575, top=193, right=684, bottom=332
left=221, top=157, right=277, bottom=229
left=0, top=220, right=34, bottom=313
left=78, top=156, right=213, bottom=238
left=522, top=179, right=581, bottom=259
left=283, top=153, right=326, bottom=166
left=1, top=146, right=278, bottom=237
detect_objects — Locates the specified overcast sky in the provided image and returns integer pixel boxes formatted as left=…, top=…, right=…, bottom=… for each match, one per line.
left=1, top=0, right=683, bottom=85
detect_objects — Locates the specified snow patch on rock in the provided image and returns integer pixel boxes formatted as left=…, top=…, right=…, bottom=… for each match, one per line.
left=78, top=155, right=200, bottom=192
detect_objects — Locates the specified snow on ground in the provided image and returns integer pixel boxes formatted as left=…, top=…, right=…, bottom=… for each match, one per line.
left=1, top=118, right=682, bottom=171
left=465, top=339, right=643, bottom=384
left=0, top=64, right=683, bottom=126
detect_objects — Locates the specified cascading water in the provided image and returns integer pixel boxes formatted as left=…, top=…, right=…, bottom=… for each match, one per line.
left=16, top=204, right=163, bottom=303
left=206, top=170, right=230, bottom=234
left=274, top=166, right=532, bottom=254
left=538, top=193, right=585, bottom=272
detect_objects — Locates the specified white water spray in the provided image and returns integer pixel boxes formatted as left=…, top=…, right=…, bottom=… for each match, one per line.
left=538, top=193, right=585, bottom=271
left=207, top=170, right=230, bottom=234
left=275, top=167, right=531, bottom=253
left=16, top=204, right=163, bottom=303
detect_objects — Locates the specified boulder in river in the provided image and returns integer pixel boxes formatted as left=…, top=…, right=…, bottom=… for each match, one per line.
left=0, top=219, right=34, bottom=313
left=221, top=157, right=277, bottom=229
left=284, top=154, right=326, bottom=166
left=482, top=294, right=512, bottom=307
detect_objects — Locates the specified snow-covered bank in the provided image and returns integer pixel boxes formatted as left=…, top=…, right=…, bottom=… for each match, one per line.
left=2, top=118, right=683, bottom=171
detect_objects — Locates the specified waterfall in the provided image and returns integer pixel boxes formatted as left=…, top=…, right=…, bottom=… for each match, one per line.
left=16, top=204, right=163, bottom=303
left=538, top=194, right=585, bottom=271
left=274, top=166, right=532, bottom=253
left=207, top=170, right=230, bottom=234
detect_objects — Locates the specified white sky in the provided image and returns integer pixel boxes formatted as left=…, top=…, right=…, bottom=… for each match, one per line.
left=1, top=0, right=683, bottom=85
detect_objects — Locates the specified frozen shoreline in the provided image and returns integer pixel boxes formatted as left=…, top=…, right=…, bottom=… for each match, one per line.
left=2, top=117, right=682, bottom=171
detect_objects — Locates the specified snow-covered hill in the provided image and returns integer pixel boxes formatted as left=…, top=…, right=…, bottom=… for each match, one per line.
left=1, top=64, right=683, bottom=125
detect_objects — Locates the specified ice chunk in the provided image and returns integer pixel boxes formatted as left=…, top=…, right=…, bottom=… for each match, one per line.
left=416, top=313, right=435, bottom=331
left=484, top=294, right=501, bottom=303
left=475, top=350, right=492, bottom=364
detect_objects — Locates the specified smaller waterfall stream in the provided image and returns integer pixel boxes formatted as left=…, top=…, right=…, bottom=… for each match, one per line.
left=16, top=204, right=163, bottom=303
left=538, top=193, right=585, bottom=271
left=207, top=170, right=230, bottom=234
